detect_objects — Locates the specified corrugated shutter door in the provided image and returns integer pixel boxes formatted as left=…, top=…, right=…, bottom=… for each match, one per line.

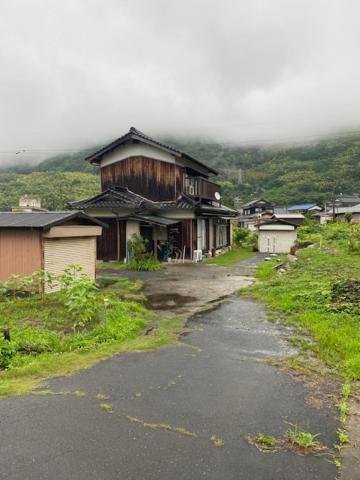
left=43, top=237, right=96, bottom=291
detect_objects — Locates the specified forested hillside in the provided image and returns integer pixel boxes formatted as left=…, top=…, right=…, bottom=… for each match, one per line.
left=0, top=134, right=359, bottom=210
left=0, top=172, right=99, bottom=211
left=168, top=134, right=360, bottom=206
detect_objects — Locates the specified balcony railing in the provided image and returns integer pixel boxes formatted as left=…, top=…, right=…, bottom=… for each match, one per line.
left=184, top=176, right=221, bottom=201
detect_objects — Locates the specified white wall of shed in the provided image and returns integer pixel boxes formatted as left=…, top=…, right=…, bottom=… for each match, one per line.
left=258, top=230, right=297, bottom=254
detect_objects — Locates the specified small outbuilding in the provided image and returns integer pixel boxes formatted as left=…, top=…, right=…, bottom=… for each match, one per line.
left=257, top=218, right=298, bottom=254
left=0, top=212, right=105, bottom=289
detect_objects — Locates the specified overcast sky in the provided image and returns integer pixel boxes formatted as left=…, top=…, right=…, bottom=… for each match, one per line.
left=1, top=0, right=360, bottom=163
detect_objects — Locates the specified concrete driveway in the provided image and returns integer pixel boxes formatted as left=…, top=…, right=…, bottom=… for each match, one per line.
left=100, top=254, right=265, bottom=315
left=0, top=256, right=339, bottom=479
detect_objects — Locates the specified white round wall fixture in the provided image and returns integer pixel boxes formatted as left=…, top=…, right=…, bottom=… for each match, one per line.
left=214, top=192, right=221, bottom=201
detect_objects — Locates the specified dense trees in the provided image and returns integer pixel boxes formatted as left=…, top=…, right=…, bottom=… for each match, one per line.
left=0, top=133, right=359, bottom=210
left=0, top=172, right=99, bottom=210
left=168, top=134, right=360, bottom=206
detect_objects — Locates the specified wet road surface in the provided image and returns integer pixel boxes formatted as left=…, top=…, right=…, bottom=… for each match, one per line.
left=0, top=297, right=338, bottom=479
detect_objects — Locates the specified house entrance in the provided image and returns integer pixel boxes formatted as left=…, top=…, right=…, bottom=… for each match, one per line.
left=140, top=223, right=154, bottom=254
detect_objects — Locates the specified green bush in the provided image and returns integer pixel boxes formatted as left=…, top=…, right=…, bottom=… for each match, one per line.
left=233, top=227, right=249, bottom=246
left=0, top=338, right=15, bottom=369
left=233, top=226, right=258, bottom=251
left=0, top=269, right=56, bottom=298
left=57, top=265, right=99, bottom=330
left=0, top=266, right=150, bottom=374
left=127, top=234, right=162, bottom=271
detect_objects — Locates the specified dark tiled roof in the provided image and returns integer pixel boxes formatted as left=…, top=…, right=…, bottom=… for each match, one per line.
left=68, top=186, right=156, bottom=210
left=242, top=198, right=274, bottom=208
left=131, top=214, right=179, bottom=226
left=85, top=127, right=218, bottom=175
left=156, top=194, right=197, bottom=210
left=68, top=188, right=237, bottom=217
left=0, top=211, right=105, bottom=228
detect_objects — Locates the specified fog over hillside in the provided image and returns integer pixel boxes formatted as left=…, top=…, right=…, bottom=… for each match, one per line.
left=1, top=1, right=360, bottom=166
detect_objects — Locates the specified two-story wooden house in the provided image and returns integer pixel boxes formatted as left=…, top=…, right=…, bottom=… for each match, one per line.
left=69, top=127, right=237, bottom=262
left=237, top=198, right=274, bottom=230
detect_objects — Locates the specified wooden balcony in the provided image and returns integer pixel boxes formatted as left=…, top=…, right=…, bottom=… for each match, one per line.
left=184, top=176, right=221, bottom=201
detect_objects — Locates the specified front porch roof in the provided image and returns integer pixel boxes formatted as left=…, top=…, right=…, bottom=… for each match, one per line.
left=67, top=187, right=237, bottom=217
left=131, top=214, right=179, bottom=226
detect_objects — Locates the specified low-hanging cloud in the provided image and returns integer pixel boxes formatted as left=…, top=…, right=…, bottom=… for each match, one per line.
left=1, top=0, right=360, bottom=164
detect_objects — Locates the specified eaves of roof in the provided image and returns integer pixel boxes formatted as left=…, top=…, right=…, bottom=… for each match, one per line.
left=84, top=127, right=218, bottom=175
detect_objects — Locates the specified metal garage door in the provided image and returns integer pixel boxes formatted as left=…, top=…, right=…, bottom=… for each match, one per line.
left=43, top=237, right=96, bottom=291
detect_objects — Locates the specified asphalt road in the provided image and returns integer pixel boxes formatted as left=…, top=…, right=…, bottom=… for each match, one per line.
left=0, top=296, right=338, bottom=479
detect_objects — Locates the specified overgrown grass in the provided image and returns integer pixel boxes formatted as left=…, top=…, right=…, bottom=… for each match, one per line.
left=0, top=276, right=185, bottom=398
left=97, top=261, right=127, bottom=271
left=204, top=247, right=253, bottom=267
left=0, top=313, right=185, bottom=399
left=97, top=258, right=162, bottom=271
left=248, top=227, right=360, bottom=380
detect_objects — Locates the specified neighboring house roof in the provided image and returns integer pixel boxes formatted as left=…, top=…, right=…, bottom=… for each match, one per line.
left=288, top=203, right=320, bottom=211
left=273, top=206, right=289, bottom=214
left=334, top=195, right=360, bottom=204
left=330, top=203, right=360, bottom=215
left=0, top=211, right=106, bottom=229
left=242, top=198, right=274, bottom=208
left=67, top=186, right=157, bottom=210
left=85, top=126, right=218, bottom=176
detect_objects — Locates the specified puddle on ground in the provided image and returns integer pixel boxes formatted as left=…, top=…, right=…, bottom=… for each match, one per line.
left=145, top=293, right=198, bottom=310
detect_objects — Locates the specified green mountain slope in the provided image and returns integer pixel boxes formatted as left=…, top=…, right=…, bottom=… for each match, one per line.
left=0, top=172, right=100, bottom=211
left=0, top=134, right=359, bottom=210
left=167, top=134, right=360, bottom=206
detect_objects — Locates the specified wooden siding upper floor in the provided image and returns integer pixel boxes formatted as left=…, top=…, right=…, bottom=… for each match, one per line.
left=101, top=156, right=221, bottom=202
left=101, top=156, right=183, bottom=201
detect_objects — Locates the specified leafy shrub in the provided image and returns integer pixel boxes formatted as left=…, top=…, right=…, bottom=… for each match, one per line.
left=233, top=226, right=258, bottom=251
left=233, top=227, right=249, bottom=246
left=127, top=234, right=162, bottom=271
left=127, top=256, right=162, bottom=271
left=0, top=338, right=15, bottom=369
left=58, top=265, right=99, bottom=330
left=0, top=270, right=56, bottom=298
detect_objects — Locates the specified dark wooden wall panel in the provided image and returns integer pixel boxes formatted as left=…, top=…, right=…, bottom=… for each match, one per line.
left=179, top=219, right=197, bottom=259
left=96, top=219, right=126, bottom=261
left=101, top=156, right=184, bottom=201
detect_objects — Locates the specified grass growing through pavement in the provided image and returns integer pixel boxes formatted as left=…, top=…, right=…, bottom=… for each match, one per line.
left=286, top=425, right=320, bottom=449
left=248, top=223, right=360, bottom=380
left=204, top=247, right=253, bottom=267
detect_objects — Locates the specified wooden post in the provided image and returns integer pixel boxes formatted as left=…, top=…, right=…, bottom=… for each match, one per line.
left=3, top=328, right=10, bottom=341
left=117, top=220, right=120, bottom=261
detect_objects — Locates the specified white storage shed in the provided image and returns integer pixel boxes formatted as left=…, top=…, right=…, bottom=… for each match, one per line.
left=257, top=219, right=298, bottom=254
